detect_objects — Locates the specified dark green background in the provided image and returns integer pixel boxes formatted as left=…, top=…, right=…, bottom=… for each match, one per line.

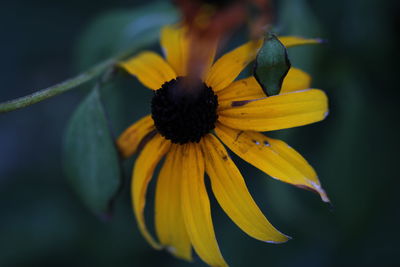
left=0, top=0, right=398, bottom=266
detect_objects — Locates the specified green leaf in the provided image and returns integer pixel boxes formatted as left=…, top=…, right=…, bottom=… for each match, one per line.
left=63, top=87, right=121, bottom=217
left=254, top=33, right=291, bottom=96
left=75, top=1, right=178, bottom=71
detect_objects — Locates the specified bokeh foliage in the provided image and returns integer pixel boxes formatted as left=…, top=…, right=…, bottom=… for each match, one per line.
left=0, top=0, right=398, bottom=266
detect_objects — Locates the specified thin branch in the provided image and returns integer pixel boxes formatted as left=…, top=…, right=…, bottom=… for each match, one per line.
left=0, top=60, right=114, bottom=114
left=0, top=44, right=142, bottom=114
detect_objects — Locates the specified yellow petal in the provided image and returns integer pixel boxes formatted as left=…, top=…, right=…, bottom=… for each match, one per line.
left=180, top=143, right=228, bottom=267
left=217, top=68, right=311, bottom=106
left=155, top=145, right=192, bottom=260
left=215, top=124, right=329, bottom=202
left=205, top=39, right=263, bottom=92
left=279, top=36, right=322, bottom=48
left=132, top=134, right=171, bottom=249
left=201, top=134, right=290, bottom=243
left=117, top=115, right=155, bottom=158
left=161, top=25, right=217, bottom=78
left=281, top=68, right=312, bottom=93
left=161, top=25, right=190, bottom=76
left=218, top=89, right=328, bottom=132
left=205, top=35, right=318, bottom=92
left=120, top=51, right=176, bottom=90
left=217, top=76, right=265, bottom=104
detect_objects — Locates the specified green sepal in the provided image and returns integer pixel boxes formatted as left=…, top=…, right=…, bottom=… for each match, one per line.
left=254, top=33, right=291, bottom=96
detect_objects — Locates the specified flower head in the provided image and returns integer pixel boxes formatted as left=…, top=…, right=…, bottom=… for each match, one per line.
left=117, top=25, right=328, bottom=267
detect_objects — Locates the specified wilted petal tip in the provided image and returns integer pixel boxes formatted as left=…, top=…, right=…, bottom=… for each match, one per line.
left=166, top=246, right=176, bottom=254
left=309, top=181, right=330, bottom=203
left=263, top=233, right=292, bottom=244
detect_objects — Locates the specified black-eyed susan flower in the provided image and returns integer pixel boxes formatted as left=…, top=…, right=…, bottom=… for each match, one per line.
left=117, top=25, right=329, bottom=267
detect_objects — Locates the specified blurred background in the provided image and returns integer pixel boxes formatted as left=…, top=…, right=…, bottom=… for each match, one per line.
left=0, top=0, right=399, bottom=266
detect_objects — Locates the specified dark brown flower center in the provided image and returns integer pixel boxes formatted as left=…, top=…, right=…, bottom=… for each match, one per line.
left=151, top=77, right=218, bottom=144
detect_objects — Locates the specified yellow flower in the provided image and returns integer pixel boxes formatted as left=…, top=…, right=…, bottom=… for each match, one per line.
left=117, top=25, right=328, bottom=267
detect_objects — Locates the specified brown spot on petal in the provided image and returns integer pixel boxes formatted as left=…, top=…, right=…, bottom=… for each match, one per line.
left=252, top=139, right=261, bottom=145
left=231, top=100, right=252, bottom=107
left=231, top=97, right=266, bottom=107
left=234, top=131, right=244, bottom=141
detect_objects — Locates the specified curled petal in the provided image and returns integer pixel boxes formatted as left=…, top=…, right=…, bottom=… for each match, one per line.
left=215, top=124, right=329, bottom=202
left=117, top=115, right=155, bottom=158
left=201, top=134, right=290, bottom=243
left=132, top=134, right=171, bottom=249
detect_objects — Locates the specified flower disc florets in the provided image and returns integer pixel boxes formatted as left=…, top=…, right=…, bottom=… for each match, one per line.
left=151, top=77, right=218, bottom=144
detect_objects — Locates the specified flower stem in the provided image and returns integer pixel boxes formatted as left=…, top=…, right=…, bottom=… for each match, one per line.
left=0, top=44, right=141, bottom=114
left=0, top=60, right=113, bottom=114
